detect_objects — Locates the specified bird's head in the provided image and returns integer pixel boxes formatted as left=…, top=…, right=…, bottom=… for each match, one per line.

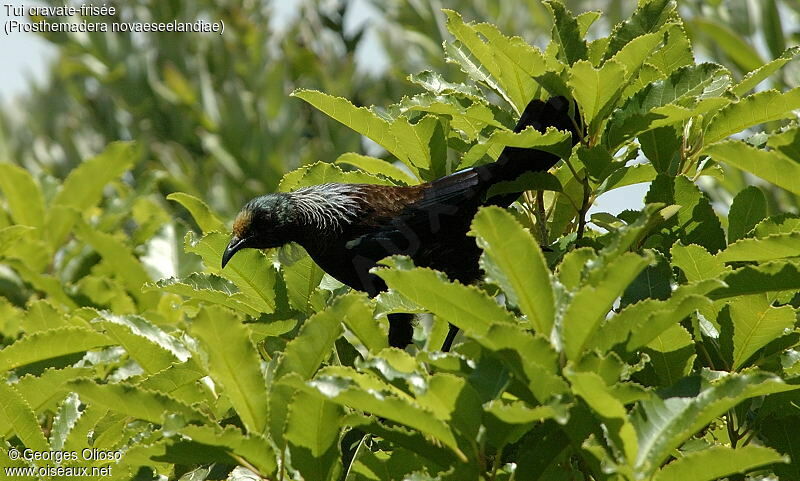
left=221, top=194, right=296, bottom=268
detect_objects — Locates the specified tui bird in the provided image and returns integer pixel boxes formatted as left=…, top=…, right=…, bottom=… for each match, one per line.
left=222, top=96, right=581, bottom=351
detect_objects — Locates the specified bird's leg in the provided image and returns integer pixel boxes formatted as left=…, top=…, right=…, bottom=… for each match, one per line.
left=441, top=324, right=459, bottom=352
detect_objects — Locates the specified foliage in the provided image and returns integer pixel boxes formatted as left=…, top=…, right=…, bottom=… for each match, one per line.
left=1, top=1, right=800, bottom=480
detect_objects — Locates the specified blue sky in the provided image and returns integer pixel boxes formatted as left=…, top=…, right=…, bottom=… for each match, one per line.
left=0, top=0, right=54, bottom=101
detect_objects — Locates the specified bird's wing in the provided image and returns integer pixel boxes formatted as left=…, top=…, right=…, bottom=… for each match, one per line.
left=342, top=171, right=485, bottom=266
left=339, top=95, right=581, bottom=271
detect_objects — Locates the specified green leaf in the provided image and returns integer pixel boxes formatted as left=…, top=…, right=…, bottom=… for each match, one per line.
left=556, top=247, right=597, bottom=291
left=562, top=252, right=652, bottom=360
left=137, top=360, right=208, bottom=404
left=591, top=280, right=719, bottom=354
left=4, top=259, right=76, bottom=308
left=472, top=21, right=549, bottom=81
left=646, top=175, right=726, bottom=253
left=671, top=243, right=727, bottom=282
left=762, top=0, right=786, bottom=60
left=470, top=207, right=554, bottom=335
left=732, top=46, right=800, bottom=97
left=288, top=367, right=467, bottom=462
left=444, top=10, right=545, bottom=114
left=59, top=405, right=106, bottom=455
left=286, top=391, right=343, bottom=480
left=566, top=370, right=638, bottom=464
left=640, top=126, right=681, bottom=175
left=598, top=164, right=657, bottom=194
left=335, top=152, right=417, bottom=185
left=760, top=416, right=800, bottom=479
left=607, top=30, right=665, bottom=81
left=95, top=313, right=184, bottom=374
left=0, top=383, right=49, bottom=451
left=576, top=144, right=613, bottom=181
left=0, top=326, right=113, bottom=372
left=606, top=63, right=731, bottom=148
left=290, top=96, right=446, bottom=178
left=146, top=273, right=264, bottom=317
left=52, top=141, right=139, bottom=211
left=0, top=163, right=45, bottom=229
left=0, top=225, right=36, bottom=257
left=717, top=232, right=800, bottom=263
left=484, top=400, right=562, bottom=426
left=576, top=11, right=601, bottom=37
left=603, top=0, right=676, bottom=60
left=67, top=378, right=208, bottom=424
left=632, top=372, right=797, bottom=477
left=49, top=392, right=81, bottom=451
left=476, top=324, right=567, bottom=402
left=688, top=18, right=764, bottom=73
left=705, top=140, right=800, bottom=196
left=400, top=93, right=503, bottom=139
left=652, top=445, right=786, bottom=481
left=460, top=125, right=572, bottom=168
left=291, top=90, right=402, bottom=161
left=727, top=186, right=767, bottom=242
left=185, top=232, right=276, bottom=313
left=596, top=203, right=676, bottom=262
left=621, top=252, right=671, bottom=306
left=416, top=373, right=482, bottom=440
left=285, top=388, right=343, bottom=458
left=484, top=399, right=563, bottom=449
left=75, top=221, right=159, bottom=308
left=43, top=205, right=80, bottom=250
left=642, top=324, right=696, bottom=387
left=167, top=192, right=226, bottom=233
left=710, top=260, right=800, bottom=299
left=376, top=263, right=516, bottom=338
left=407, top=70, right=483, bottom=99
left=544, top=0, right=588, bottom=66
left=273, top=300, right=345, bottom=381
left=704, top=88, right=800, bottom=145
left=14, top=367, right=94, bottom=413
left=335, top=293, right=387, bottom=354
left=445, top=40, right=519, bottom=112
left=568, top=59, right=626, bottom=134
left=179, top=425, right=276, bottom=476
left=344, top=413, right=456, bottom=470
left=191, top=306, right=268, bottom=434
left=730, top=295, right=796, bottom=370
left=646, top=24, right=693, bottom=77
left=282, top=253, right=325, bottom=314
left=391, top=116, right=447, bottom=177
left=768, top=126, right=800, bottom=161
left=279, top=161, right=394, bottom=192
left=754, top=213, right=800, bottom=238
left=625, top=291, right=713, bottom=351
left=76, top=276, right=136, bottom=314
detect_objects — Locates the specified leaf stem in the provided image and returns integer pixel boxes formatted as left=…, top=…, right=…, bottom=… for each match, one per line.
left=576, top=176, right=591, bottom=240
left=343, top=433, right=368, bottom=481
left=536, top=190, right=549, bottom=244
left=727, top=409, right=740, bottom=448
left=230, top=454, right=264, bottom=480
left=490, top=446, right=504, bottom=481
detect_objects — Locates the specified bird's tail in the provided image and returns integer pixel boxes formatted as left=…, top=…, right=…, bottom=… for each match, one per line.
left=492, top=95, right=582, bottom=182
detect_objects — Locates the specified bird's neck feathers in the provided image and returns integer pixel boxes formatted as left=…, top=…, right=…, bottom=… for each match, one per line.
left=238, top=184, right=363, bottom=252
left=288, top=183, right=364, bottom=239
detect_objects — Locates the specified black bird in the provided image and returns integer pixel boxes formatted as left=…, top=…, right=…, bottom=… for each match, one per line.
left=222, top=96, right=581, bottom=350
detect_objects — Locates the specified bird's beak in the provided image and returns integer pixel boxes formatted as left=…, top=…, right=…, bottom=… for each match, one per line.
left=221, top=236, right=247, bottom=269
